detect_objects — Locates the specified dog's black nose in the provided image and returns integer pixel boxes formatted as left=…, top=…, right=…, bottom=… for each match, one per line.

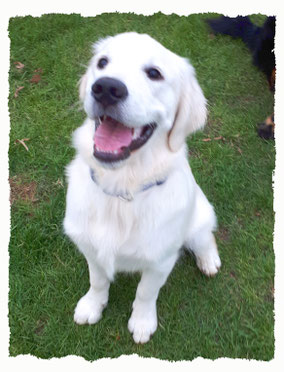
left=92, top=77, right=128, bottom=106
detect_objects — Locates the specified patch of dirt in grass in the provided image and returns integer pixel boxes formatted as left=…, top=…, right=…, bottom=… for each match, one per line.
left=34, top=318, right=48, bottom=335
left=9, top=175, right=38, bottom=205
left=217, top=226, right=230, bottom=242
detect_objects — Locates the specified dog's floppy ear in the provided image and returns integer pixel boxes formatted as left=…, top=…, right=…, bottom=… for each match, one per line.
left=168, top=59, right=207, bottom=152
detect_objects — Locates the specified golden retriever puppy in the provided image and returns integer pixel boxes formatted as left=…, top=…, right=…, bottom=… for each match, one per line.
left=64, top=32, right=221, bottom=344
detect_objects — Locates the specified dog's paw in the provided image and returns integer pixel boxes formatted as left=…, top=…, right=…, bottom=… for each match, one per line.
left=74, top=289, right=107, bottom=325
left=196, top=249, right=221, bottom=277
left=128, top=303, right=157, bottom=344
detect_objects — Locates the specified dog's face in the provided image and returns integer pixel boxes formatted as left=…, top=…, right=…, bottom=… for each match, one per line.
left=79, top=32, right=207, bottom=168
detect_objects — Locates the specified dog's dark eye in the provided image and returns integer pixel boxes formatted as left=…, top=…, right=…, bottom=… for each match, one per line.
left=97, top=57, right=108, bottom=69
left=145, top=67, right=163, bottom=81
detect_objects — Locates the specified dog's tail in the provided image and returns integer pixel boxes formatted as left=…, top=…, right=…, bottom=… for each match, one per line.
left=206, top=16, right=260, bottom=52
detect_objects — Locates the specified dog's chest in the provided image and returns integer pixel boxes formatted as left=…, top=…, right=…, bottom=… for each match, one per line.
left=81, top=191, right=187, bottom=276
left=79, top=198, right=152, bottom=276
left=64, top=158, right=192, bottom=278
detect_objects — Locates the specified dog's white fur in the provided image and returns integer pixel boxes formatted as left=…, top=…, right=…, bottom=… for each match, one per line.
left=64, top=32, right=221, bottom=344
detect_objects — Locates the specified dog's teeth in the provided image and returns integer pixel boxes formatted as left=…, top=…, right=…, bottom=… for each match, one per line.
left=95, top=146, right=120, bottom=155
left=133, top=127, right=142, bottom=139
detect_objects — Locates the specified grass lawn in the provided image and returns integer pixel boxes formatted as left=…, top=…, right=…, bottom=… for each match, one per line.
left=8, top=13, right=275, bottom=361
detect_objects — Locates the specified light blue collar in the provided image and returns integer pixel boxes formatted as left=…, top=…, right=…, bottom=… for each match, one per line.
left=90, top=168, right=166, bottom=202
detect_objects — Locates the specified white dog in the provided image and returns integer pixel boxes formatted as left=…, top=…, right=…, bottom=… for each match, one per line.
left=64, top=32, right=221, bottom=344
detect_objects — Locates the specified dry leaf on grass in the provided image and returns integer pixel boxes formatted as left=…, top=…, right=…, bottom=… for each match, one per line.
left=14, top=61, right=25, bottom=70
left=30, top=68, right=43, bottom=84
left=30, top=74, right=41, bottom=84
left=202, top=136, right=225, bottom=142
left=202, top=138, right=212, bottom=142
left=14, top=86, right=24, bottom=98
left=15, top=138, right=30, bottom=151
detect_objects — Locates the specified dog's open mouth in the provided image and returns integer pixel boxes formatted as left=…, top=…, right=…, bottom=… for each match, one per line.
left=93, top=116, right=157, bottom=162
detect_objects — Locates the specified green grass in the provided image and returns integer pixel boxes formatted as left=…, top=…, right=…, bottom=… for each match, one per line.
left=8, top=13, right=275, bottom=361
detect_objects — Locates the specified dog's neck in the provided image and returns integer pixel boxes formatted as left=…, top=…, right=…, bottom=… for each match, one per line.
left=89, top=167, right=167, bottom=201
left=89, top=143, right=184, bottom=201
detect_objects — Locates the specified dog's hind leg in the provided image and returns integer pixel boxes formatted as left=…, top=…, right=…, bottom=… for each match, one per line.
left=183, top=186, right=221, bottom=276
left=185, top=229, right=221, bottom=277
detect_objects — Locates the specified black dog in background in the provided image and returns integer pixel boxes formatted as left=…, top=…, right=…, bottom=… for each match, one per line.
left=207, top=16, right=275, bottom=139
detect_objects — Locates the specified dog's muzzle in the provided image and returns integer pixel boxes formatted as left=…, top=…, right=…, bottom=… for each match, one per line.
left=91, top=77, right=157, bottom=164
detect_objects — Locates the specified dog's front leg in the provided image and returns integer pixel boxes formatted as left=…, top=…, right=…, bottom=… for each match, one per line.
left=128, top=256, right=177, bottom=343
left=74, top=259, right=110, bottom=325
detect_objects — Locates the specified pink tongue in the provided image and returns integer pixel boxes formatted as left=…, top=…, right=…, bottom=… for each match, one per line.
left=94, top=117, right=133, bottom=152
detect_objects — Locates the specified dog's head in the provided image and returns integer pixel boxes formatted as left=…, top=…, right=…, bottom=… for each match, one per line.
left=79, top=32, right=207, bottom=167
